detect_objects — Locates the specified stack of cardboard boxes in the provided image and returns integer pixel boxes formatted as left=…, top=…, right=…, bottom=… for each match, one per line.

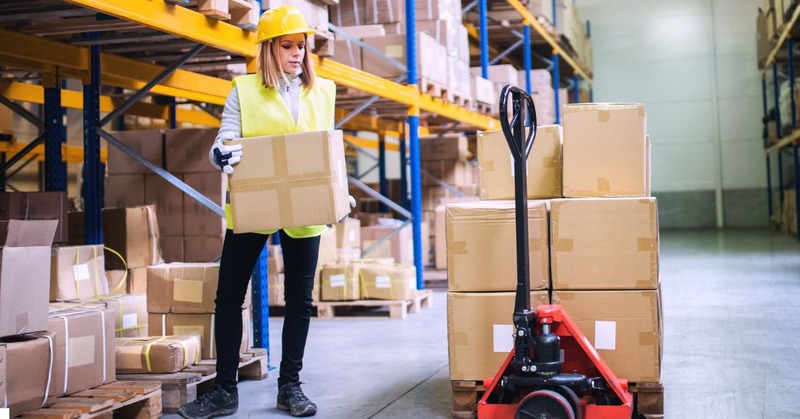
left=447, top=103, right=662, bottom=386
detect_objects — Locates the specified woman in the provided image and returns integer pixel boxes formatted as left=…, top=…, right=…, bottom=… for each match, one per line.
left=177, top=5, right=337, bottom=418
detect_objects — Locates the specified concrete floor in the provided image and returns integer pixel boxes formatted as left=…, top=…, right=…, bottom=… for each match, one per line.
left=164, top=228, right=800, bottom=418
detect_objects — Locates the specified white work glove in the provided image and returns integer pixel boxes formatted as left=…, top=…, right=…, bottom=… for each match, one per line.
left=349, top=195, right=357, bottom=209
left=209, top=131, right=242, bottom=174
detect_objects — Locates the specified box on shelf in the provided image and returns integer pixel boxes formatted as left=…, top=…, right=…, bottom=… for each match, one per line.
left=102, top=205, right=164, bottom=270
left=421, top=160, right=473, bottom=187
left=0, top=333, right=57, bottom=417
left=50, top=244, right=108, bottom=301
left=552, top=289, right=662, bottom=382
left=361, top=33, right=447, bottom=85
left=419, top=133, right=469, bottom=161
left=0, top=191, right=68, bottom=244
left=184, top=235, right=223, bottom=263
left=145, top=173, right=184, bottom=238
left=331, top=38, right=363, bottom=70
left=106, top=129, right=164, bottom=175
left=447, top=291, right=549, bottom=381
left=471, top=65, right=519, bottom=86
left=336, top=217, right=361, bottom=249
left=358, top=262, right=416, bottom=300
left=329, top=0, right=368, bottom=26
left=478, top=125, right=563, bottom=200
left=562, top=103, right=648, bottom=197
left=471, top=75, right=496, bottom=105
left=550, top=197, right=659, bottom=290
left=320, top=263, right=361, bottom=301
left=227, top=130, right=350, bottom=233
left=164, top=128, right=217, bottom=173
left=47, top=306, right=115, bottom=397
left=147, top=263, right=222, bottom=314
left=116, top=335, right=201, bottom=374
left=446, top=201, right=549, bottom=292
left=0, top=220, right=58, bottom=339
left=105, top=174, right=146, bottom=209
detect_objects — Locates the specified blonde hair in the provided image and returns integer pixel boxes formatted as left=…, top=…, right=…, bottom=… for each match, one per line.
left=257, top=35, right=316, bottom=90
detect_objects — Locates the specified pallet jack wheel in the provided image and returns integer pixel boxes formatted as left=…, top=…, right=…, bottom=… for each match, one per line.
left=515, top=389, right=575, bottom=419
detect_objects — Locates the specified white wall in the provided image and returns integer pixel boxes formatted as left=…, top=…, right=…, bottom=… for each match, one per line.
left=578, top=0, right=764, bottom=197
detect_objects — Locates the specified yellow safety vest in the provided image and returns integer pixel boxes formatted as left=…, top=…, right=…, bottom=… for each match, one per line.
left=225, top=73, right=337, bottom=238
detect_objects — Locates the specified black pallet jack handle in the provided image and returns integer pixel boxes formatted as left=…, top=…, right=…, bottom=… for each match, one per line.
left=498, top=84, right=538, bottom=373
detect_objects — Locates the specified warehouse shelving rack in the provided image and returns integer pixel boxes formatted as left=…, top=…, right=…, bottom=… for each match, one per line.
left=760, top=4, right=800, bottom=238
left=0, top=0, right=591, bottom=351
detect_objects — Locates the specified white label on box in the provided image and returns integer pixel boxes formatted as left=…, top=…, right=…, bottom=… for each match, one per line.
left=68, top=335, right=95, bottom=367
left=73, top=264, right=91, bottom=282
left=594, top=320, right=617, bottom=350
left=330, top=274, right=345, bottom=288
left=348, top=230, right=356, bottom=242
left=375, top=275, right=391, bottom=288
left=174, top=279, right=204, bottom=303
left=493, top=324, right=514, bottom=353
left=1, top=408, right=9, bottom=419
left=122, top=313, right=139, bottom=329
left=386, top=45, right=404, bottom=58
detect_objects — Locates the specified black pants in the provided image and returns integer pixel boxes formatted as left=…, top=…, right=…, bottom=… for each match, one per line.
left=214, top=228, right=320, bottom=390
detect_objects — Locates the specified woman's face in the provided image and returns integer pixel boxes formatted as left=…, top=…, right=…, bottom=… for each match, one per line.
left=278, top=33, right=306, bottom=73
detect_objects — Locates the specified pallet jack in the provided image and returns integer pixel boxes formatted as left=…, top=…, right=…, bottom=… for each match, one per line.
left=477, top=86, right=634, bottom=419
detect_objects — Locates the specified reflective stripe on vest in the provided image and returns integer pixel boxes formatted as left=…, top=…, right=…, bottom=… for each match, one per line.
left=226, top=73, right=336, bottom=238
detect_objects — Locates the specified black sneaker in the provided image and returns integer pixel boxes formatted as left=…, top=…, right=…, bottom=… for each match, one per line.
left=177, top=385, right=238, bottom=419
left=277, top=382, right=317, bottom=417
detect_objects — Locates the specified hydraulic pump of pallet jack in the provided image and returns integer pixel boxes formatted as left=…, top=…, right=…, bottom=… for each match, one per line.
left=476, top=85, right=634, bottom=419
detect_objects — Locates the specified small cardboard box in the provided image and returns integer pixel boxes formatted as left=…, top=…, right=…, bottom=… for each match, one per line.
left=50, top=244, right=108, bottom=301
left=0, top=332, right=57, bottom=417
left=552, top=289, right=662, bottom=382
left=419, top=133, right=469, bottom=161
left=147, top=263, right=221, bottom=314
left=105, top=174, right=146, bottom=209
left=103, top=205, right=164, bottom=270
left=116, top=335, right=201, bottom=373
left=79, top=294, right=148, bottom=338
left=227, top=130, right=350, bottom=233
left=361, top=223, right=412, bottom=265
left=160, top=236, right=184, bottom=263
left=149, top=313, right=218, bottom=359
left=320, top=263, right=360, bottom=301
left=0, top=191, right=68, bottom=244
left=106, top=129, right=164, bottom=175
left=478, top=125, right=563, bottom=200
left=550, top=198, right=659, bottom=290
left=105, top=269, right=128, bottom=295
left=446, top=201, right=549, bottom=292
left=447, top=291, right=550, bottom=381
left=47, top=306, right=115, bottom=396
left=336, top=217, right=361, bottom=249
left=0, top=220, right=58, bottom=338
left=562, top=103, right=648, bottom=197
left=358, top=262, right=416, bottom=301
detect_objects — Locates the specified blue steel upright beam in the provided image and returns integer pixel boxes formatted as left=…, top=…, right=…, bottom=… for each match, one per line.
left=774, top=63, right=782, bottom=136
left=44, top=74, right=67, bottom=192
left=478, top=0, right=488, bottom=78
left=83, top=40, right=103, bottom=245
left=379, top=133, right=387, bottom=213
left=405, top=0, right=423, bottom=290
left=553, top=52, right=561, bottom=124
left=778, top=150, right=785, bottom=206
left=251, top=245, right=270, bottom=361
left=169, top=96, right=177, bottom=129
left=766, top=153, right=773, bottom=222
left=573, top=75, right=580, bottom=103
left=400, top=126, right=409, bottom=218
left=523, top=25, right=531, bottom=94
left=795, top=146, right=800, bottom=240
left=789, top=38, right=796, bottom=129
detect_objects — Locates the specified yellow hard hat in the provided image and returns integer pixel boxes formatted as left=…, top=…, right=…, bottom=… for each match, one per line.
left=256, top=5, right=315, bottom=43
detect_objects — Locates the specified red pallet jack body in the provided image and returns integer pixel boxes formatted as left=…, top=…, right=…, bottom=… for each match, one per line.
left=477, top=86, right=633, bottom=419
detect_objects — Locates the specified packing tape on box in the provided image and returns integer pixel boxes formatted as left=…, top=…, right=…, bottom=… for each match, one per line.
left=449, top=241, right=467, bottom=254
left=49, top=307, right=107, bottom=391
left=637, top=238, right=657, bottom=251
left=597, top=177, right=611, bottom=192
left=71, top=245, right=105, bottom=298
left=104, top=247, right=128, bottom=294
left=551, top=238, right=573, bottom=252
left=30, top=332, right=55, bottom=408
left=639, top=332, right=658, bottom=346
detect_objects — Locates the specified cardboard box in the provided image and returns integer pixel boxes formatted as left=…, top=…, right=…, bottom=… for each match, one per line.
left=446, top=201, right=549, bottom=292
left=82, top=294, right=148, bottom=338
left=550, top=198, right=659, bottom=290
left=364, top=0, right=404, bottom=23
left=478, top=125, right=563, bottom=200
left=419, top=133, right=469, bottom=161
left=183, top=171, right=227, bottom=237
left=357, top=262, right=416, bottom=300
left=50, top=244, right=108, bottom=301
left=269, top=272, right=285, bottom=306
left=337, top=247, right=361, bottom=264
left=336, top=217, right=361, bottom=249
left=184, top=235, right=223, bottom=263
left=147, top=263, right=221, bottom=313
left=227, top=130, right=350, bottom=233
left=0, top=220, right=58, bottom=338
left=116, top=335, right=201, bottom=373
left=361, top=223, right=412, bottom=265
left=0, top=191, right=68, bottom=244
left=552, top=289, right=662, bottom=382
left=329, top=0, right=367, bottom=26
left=471, top=65, right=519, bottom=86
left=361, top=33, right=447, bottom=85
left=447, top=291, right=550, bottom=381
left=336, top=24, right=385, bottom=38
left=471, top=75, right=496, bottom=105
left=129, top=267, right=148, bottom=294
left=320, top=263, right=361, bottom=301
left=421, top=160, right=472, bottom=187
left=106, top=129, right=164, bottom=175
left=105, top=174, right=146, bottom=209
left=331, top=39, right=363, bottom=70
left=0, top=333, right=57, bottom=416
left=149, top=313, right=217, bottom=359
left=103, top=205, right=164, bottom=270
left=164, top=128, right=217, bottom=173
left=47, top=306, right=115, bottom=396
left=317, top=226, right=338, bottom=267
left=146, top=174, right=184, bottom=237
left=160, top=236, right=184, bottom=263
left=268, top=245, right=284, bottom=274
left=105, top=269, right=128, bottom=295
left=562, top=103, right=648, bottom=197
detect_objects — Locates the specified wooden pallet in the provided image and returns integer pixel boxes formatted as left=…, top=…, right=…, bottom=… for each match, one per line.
left=164, top=0, right=259, bottom=30
left=20, top=381, right=162, bottom=419
left=419, top=78, right=447, bottom=99
left=315, top=289, right=433, bottom=320
left=450, top=379, right=664, bottom=418
left=115, top=349, right=268, bottom=413
left=446, top=91, right=474, bottom=109
left=473, top=100, right=492, bottom=115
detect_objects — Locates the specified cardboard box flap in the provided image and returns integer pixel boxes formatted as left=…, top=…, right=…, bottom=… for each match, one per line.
left=5, top=219, right=58, bottom=247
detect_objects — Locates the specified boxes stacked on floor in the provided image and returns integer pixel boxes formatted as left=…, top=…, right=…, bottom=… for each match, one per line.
left=448, top=102, right=661, bottom=384
left=319, top=218, right=361, bottom=302
left=104, top=128, right=226, bottom=265
left=146, top=262, right=252, bottom=360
